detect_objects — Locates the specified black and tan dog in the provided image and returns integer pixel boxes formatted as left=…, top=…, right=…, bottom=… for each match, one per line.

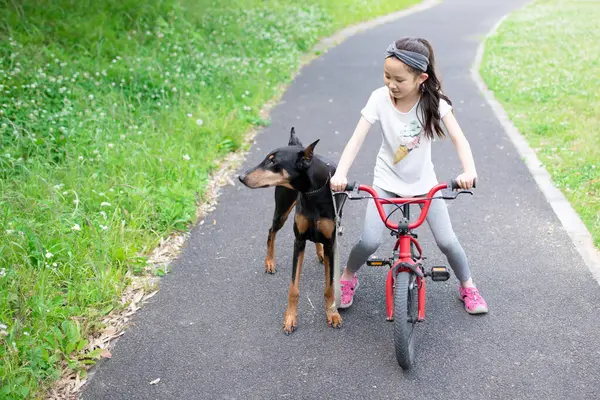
left=238, top=128, right=343, bottom=334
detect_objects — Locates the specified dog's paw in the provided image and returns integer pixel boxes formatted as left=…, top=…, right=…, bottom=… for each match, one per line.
left=283, top=314, right=297, bottom=335
left=327, top=312, right=342, bottom=329
left=264, top=258, right=276, bottom=274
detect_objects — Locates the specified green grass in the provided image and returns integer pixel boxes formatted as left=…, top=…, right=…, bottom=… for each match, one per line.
left=0, top=0, right=418, bottom=397
left=481, top=0, right=600, bottom=248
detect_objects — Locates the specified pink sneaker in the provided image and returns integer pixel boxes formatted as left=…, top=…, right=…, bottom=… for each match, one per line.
left=339, top=275, right=359, bottom=309
left=459, top=286, right=488, bottom=314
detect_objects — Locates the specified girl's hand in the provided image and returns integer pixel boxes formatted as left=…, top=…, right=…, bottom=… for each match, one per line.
left=455, top=172, right=477, bottom=190
left=330, top=173, right=348, bottom=192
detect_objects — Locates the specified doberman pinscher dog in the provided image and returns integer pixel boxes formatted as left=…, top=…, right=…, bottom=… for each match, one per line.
left=238, top=128, right=343, bottom=334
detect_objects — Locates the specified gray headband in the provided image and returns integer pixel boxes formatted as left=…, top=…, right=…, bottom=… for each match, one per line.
left=385, top=43, right=429, bottom=72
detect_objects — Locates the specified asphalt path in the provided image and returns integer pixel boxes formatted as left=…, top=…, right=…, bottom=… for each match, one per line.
left=83, top=1, right=600, bottom=398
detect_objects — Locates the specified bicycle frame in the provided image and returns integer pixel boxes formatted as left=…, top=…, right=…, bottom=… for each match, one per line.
left=356, top=183, right=449, bottom=321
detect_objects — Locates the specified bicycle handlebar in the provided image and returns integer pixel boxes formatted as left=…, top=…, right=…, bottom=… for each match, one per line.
left=345, top=179, right=476, bottom=192
left=449, top=178, right=477, bottom=191
left=344, top=179, right=475, bottom=231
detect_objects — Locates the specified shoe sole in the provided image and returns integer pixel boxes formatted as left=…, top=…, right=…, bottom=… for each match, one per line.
left=338, top=280, right=359, bottom=309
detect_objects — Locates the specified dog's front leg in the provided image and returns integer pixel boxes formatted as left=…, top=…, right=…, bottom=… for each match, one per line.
left=316, top=218, right=342, bottom=328
left=315, top=243, right=324, bottom=264
left=283, top=236, right=305, bottom=335
left=323, top=241, right=342, bottom=329
left=266, top=187, right=297, bottom=274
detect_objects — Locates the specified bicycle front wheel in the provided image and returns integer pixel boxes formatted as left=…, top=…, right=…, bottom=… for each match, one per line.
left=393, top=271, right=418, bottom=369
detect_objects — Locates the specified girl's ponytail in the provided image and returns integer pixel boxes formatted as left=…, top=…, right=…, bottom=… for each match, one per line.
left=394, top=38, right=452, bottom=140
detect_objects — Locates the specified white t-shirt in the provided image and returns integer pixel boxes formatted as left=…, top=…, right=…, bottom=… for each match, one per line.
left=361, top=86, right=452, bottom=196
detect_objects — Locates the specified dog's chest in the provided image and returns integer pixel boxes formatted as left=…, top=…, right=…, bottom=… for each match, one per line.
left=294, top=196, right=336, bottom=242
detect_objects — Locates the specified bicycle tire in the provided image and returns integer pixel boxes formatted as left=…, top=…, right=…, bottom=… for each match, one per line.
left=394, top=271, right=418, bottom=369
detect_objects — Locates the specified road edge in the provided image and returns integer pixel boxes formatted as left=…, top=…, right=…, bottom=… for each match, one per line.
left=471, top=11, right=600, bottom=286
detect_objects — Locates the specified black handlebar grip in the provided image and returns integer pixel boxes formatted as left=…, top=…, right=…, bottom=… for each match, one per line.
left=450, top=178, right=477, bottom=190
left=345, top=181, right=357, bottom=191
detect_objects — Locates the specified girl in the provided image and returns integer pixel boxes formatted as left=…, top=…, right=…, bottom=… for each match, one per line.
left=330, top=37, right=488, bottom=314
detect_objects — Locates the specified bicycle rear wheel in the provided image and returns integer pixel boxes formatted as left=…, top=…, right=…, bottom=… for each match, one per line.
left=394, top=271, right=418, bottom=369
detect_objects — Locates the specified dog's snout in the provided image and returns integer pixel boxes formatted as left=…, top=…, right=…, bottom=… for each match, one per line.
left=238, top=173, right=246, bottom=183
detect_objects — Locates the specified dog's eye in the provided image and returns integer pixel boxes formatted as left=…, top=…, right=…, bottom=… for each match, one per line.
left=267, top=157, right=276, bottom=165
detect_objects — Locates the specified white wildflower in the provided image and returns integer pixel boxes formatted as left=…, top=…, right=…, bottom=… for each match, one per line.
left=183, top=154, right=191, bottom=161
left=72, top=224, right=81, bottom=231
left=196, top=119, right=203, bottom=126
left=45, top=252, right=53, bottom=259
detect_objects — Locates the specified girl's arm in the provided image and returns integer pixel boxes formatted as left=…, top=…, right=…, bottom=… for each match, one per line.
left=442, top=112, right=478, bottom=189
left=330, top=116, right=372, bottom=191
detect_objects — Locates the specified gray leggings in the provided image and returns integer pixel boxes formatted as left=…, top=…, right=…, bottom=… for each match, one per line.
left=347, top=186, right=471, bottom=282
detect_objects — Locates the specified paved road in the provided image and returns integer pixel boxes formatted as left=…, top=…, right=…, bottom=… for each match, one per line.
left=83, top=0, right=600, bottom=399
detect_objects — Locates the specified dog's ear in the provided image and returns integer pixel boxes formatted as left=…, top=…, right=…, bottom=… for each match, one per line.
left=299, top=139, right=319, bottom=167
left=288, top=127, right=302, bottom=146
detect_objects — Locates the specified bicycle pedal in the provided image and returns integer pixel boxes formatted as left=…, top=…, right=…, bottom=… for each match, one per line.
left=367, top=256, right=391, bottom=267
left=430, top=266, right=450, bottom=281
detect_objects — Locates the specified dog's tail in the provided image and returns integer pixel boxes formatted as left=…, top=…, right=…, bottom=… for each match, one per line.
left=288, top=127, right=302, bottom=146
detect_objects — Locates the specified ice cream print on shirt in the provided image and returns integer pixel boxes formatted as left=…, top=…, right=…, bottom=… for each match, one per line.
left=393, top=119, right=422, bottom=164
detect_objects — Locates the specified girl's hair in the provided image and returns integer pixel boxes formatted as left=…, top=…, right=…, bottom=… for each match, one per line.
left=394, top=37, right=452, bottom=140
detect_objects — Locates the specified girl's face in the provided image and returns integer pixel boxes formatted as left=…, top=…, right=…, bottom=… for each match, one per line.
left=383, top=57, right=428, bottom=100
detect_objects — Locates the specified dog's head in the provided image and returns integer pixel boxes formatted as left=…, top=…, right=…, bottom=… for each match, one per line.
left=238, top=128, right=319, bottom=189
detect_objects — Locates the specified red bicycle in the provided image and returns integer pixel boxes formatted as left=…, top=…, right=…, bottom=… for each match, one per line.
left=343, top=180, right=474, bottom=369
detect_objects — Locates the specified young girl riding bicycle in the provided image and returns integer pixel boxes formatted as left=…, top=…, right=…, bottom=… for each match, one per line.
left=330, top=37, right=488, bottom=314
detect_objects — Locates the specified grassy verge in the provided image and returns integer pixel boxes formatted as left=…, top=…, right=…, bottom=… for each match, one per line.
left=0, top=0, right=419, bottom=397
left=481, top=0, right=600, bottom=248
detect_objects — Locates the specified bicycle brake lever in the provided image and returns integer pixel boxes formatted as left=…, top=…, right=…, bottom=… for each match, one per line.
left=441, top=190, right=473, bottom=200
